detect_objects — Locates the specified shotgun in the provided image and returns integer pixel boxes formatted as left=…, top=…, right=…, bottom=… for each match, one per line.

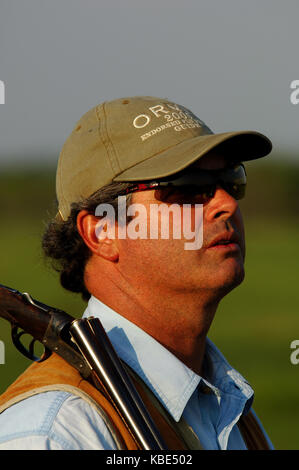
left=0, top=283, right=167, bottom=450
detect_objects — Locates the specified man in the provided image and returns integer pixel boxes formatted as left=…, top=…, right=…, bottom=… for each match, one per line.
left=0, top=96, right=273, bottom=450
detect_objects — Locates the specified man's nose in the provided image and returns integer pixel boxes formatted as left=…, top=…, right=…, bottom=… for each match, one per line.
left=204, top=185, right=240, bottom=222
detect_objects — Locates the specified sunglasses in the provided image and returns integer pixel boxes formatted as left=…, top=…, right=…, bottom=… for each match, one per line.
left=119, top=164, right=246, bottom=205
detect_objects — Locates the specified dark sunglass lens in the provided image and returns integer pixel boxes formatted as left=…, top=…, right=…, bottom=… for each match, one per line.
left=222, top=182, right=246, bottom=200
left=153, top=165, right=246, bottom=204
left=218, top=165, right=246, bottom=200
left=155, top=185, right=215, bottom=204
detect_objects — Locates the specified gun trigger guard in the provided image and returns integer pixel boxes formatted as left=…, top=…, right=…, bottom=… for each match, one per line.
left=11, top=325, right=52, bottom=363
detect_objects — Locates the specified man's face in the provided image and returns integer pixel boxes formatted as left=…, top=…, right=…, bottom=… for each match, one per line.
left=117, top=152, right=246, bottom=301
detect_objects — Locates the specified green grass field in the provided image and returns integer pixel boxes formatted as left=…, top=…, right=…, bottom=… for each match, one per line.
left=0, top=162, right=298, bottom=449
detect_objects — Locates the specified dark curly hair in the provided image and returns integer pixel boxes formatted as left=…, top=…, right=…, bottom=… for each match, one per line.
left=42, top=182, right=133, bottom=301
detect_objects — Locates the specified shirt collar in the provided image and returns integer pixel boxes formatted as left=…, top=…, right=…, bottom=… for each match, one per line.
left=84, top=296, right=253, bottom=422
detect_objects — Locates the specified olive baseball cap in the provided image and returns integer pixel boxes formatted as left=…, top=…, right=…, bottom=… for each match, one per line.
left=56, top=95, right=272, bottom=220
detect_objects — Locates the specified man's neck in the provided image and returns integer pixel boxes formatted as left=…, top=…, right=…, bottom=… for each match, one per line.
left=89, top=281, right=219, bottom=376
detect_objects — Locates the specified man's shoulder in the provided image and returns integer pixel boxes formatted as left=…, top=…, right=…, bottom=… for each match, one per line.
left=0, top=390, right=117, bottom=450
left=0, top=390, right=70, bottom=449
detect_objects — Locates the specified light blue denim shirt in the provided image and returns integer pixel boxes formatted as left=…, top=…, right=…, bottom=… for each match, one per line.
left=0, top=296, right=273, bottom=450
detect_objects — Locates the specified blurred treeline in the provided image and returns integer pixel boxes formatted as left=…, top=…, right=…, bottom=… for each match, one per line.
left=1, top=157, right=298, bottom=220
left=0, top=155, right=298, bottom=450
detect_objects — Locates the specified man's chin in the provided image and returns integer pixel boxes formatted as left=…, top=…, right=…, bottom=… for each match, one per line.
left=211, top=264, right=245, bottom=299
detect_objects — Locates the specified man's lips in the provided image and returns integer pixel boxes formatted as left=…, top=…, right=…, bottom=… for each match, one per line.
left=205, top=232, right=241, bottom=251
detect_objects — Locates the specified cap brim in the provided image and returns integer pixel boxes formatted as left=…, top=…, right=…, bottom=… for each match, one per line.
left=113, top=131, right=272, bottom=182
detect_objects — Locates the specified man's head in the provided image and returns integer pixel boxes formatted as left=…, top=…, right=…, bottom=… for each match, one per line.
left=44, top=96, right=272, bottom=306
left=76, top=150, right=246, bottom=309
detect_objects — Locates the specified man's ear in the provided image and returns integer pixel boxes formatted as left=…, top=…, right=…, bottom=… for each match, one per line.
left=76, top=210, right=119, bottom=262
